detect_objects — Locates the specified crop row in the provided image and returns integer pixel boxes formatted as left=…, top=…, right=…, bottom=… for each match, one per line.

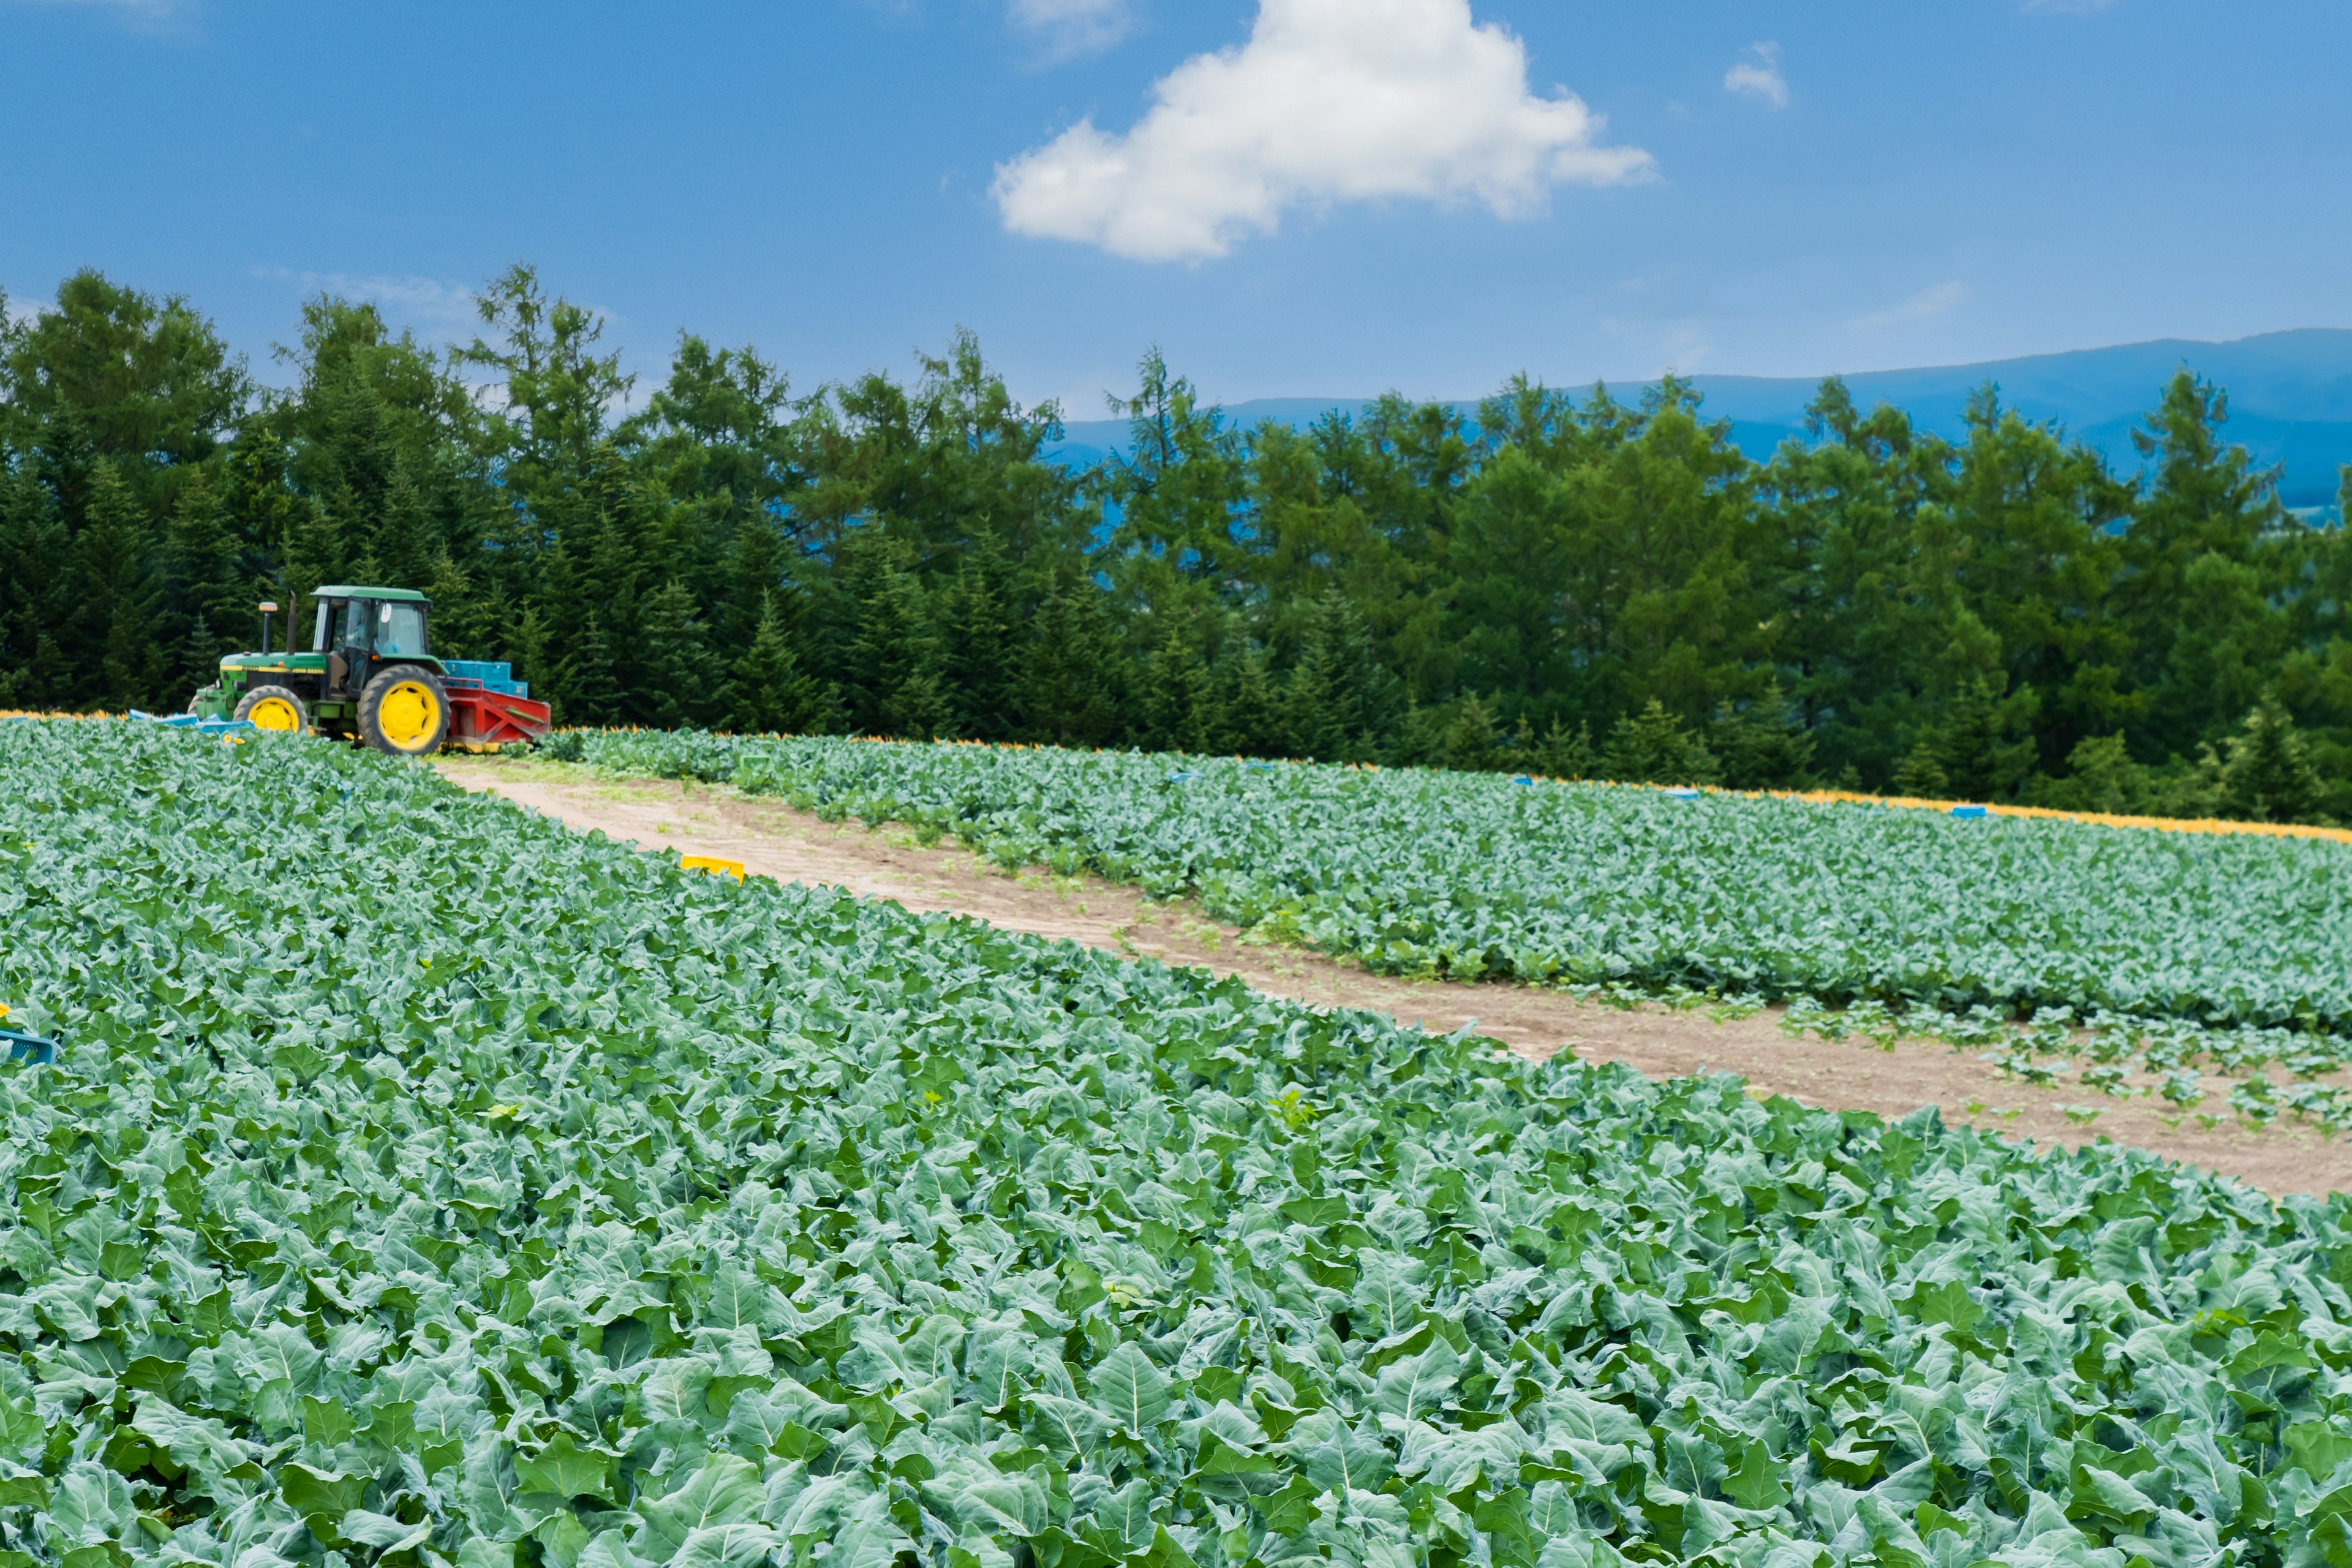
left=560, top=732, right=2352, bottom=1058
left=4, top=720, right=2351, bottom=1568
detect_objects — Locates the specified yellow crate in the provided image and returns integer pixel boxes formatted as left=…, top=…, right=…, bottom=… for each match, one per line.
left=680, top=855, right=745, bottom=883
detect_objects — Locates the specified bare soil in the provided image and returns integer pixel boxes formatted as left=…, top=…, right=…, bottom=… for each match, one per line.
left=437, top=757, right=2352, bottom=1199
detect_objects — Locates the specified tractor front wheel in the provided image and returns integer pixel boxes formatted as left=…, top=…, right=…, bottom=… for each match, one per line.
left=358, top=667, right=450, bottom=756
left=233, top=684, right=310, bottom=735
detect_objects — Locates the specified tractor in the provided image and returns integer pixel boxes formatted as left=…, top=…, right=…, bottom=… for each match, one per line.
left=187, top=585, right=552, bottom=755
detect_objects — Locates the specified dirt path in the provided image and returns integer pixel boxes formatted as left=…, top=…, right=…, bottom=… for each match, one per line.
left=439, top=758, right=2352, bottom=1199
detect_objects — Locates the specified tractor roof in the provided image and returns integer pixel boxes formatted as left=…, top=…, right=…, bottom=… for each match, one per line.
left=314, top=585, right=429, bottom=602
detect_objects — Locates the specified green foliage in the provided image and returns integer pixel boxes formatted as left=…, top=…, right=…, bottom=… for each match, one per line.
left=12, top=268, right=2352, bottom=829
left=575, top=732, right=2352, bottom=1054
left=2220, top=693, right=2333, bottom=824
left=1599, top=700, right=1718, bottom=786
left=4, top=717, right=2352, bottom=1568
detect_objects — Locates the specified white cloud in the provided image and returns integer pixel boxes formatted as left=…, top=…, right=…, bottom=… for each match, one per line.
left=1722, top=42, right=1787, bottom=109
left=255, top=269, right=481, bottom=334
left=992, top=0, right=1653, bottom=263
left=1009, top=0, right=1132, bottom=60
left=1850, top=279, right=1971, bottom=332
left=9, top=0, right=186, bottom=21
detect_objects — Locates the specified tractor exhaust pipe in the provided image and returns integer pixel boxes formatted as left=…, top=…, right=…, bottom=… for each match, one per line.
left=258, top=600, right=279, bottom=657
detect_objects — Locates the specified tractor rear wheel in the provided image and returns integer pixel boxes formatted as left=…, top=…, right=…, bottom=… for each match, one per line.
left=358, top=666, right=450, bottom=756
left=233, top=684, right=310, bottom=735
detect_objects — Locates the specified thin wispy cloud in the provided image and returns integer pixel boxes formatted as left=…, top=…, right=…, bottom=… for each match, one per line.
left=993, top=0, right=1653, bottom=263
left=9, top=0, right=188, bottom=26
left=1724, top=42, right=1787, bottom=109
left=254, top=268, right=480, bottom=336
left=1008, top=0, right=1133, bottom=61
left=1850, top=279, right=1972, bottom=333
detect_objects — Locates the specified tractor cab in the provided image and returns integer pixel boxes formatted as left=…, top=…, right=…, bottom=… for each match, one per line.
left=188, top=585, right=549, bottom=755
left=313, top=587, right=437, bottom=704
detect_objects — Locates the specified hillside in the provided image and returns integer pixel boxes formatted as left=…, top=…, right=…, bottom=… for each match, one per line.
left=1054, top=327, right=2352, bottom=513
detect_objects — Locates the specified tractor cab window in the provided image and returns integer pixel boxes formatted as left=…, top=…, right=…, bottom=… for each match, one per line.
left=335, top=600, right=372, bottom=650
left=376, top=601, right=427, bottom=657
left=312, top=601, right=334, bottom=652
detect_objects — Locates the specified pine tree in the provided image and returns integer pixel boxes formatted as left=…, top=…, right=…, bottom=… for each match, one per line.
left=2054, top=733, right=2151, bottom=814
left=1144, top=627, right=1216, bottom=753
left=1707, top=680, right=1815, bottom=790
left=162, top=472, right=245, bottom=670
left=2220, top=694, right=2329, bottom=824
left=635, top=578, right=726, bottom=728
left=845, top=537, right=951, bottom=739
left=176, top=612, right=220, bottom=708
left=1019, top=572, right=1128, bottom=747
left=556, top=613, right=623, bottom=726
left=1938, top=677, right=2037, bottom=801
left=1600, top=700, right=1720, bottom=785
left=74, top=460, right=165, bottom=710
left=1536, top=717, right=1596, bottom=779
left=1281, top=588, right=1400, bottom=762
left=1439, top=693, right=1501, bottom=772
left=941, top=538, right=1017, bottom=741
left=731, top=590, right=830, bottom=734
left=1215, top=643, right=1281, bottom=758
left=1891, top=740, right=1950, bottom=799
left=374, top=466, right=439, bottom=590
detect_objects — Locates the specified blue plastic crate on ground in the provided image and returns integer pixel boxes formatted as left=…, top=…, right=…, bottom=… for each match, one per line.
left=441, top=660, right=530, bottom=698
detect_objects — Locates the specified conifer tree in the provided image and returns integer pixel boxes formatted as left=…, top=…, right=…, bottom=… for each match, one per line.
left=1937, top=677, right=2037, bottom=801
left=1535, top=717, right=1596, bottom=779
left=941, top=538, right=1017, bottom=741
left=1439, top=693, right=1501, bottom=772
left=1144, top=627, right=1216, bottom=753
left=1019, top=573, right=1128, bottom=747
left=75, top=460, right=165, bottom=709
left=731, top=590, right=830, bottom=735
left=1600, top=700, right=1720, bottom=785
left=556, top=614, right=622, bottom=726
left=1707, top=679, right=1815, bottom=789
left=845, top=537, right=951, bottom=739
left=162, top=470, right=244, bottom=682
left=2052, top=733, right=2150, bottom=814
left=1282, top=588, right=1399, bottom=762
left=1215, top=644, right=1282, bottom=758
left=2220, top=694, right=2329, bottom=824
left=635, top=579, right=726, bottom=728
left=1891, top=741, right=1950, bottom=799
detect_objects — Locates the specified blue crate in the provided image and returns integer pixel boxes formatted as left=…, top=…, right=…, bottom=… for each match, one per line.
left=2, top=1030, right=56, bottom=1065
left=1950, top=804, right=1988, bottom=818
left=442, top=660, right=529, bottom=698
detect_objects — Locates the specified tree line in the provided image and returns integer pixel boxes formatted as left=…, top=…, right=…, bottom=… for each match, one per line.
left=4, top=265, right=2350, bottom=822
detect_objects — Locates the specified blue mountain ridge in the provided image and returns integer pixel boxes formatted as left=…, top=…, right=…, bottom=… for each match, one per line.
left=1046, top=328, right=2352, bottom=516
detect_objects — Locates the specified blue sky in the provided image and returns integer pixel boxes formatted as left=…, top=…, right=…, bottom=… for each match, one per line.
left=2, top=0, right=2346, bottom=417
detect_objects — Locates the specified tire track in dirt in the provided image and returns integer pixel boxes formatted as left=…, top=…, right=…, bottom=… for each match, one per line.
left=439, top=758, right=2352, bottom=1199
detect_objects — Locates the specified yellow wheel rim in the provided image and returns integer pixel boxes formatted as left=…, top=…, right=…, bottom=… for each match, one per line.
left=249, top=696, right=301, bottom=733
left=378, top=682, right=441, bottom=750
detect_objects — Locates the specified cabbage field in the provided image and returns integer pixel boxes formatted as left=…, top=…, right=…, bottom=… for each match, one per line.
left=559, top=732, right=2352, bottom=1071
left=4, top=718, right=2352, bottom=1568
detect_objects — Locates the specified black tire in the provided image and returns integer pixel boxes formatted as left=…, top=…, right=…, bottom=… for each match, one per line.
left=357, top=666, right=450, bottom=756
left=232, top=684, right=310, bottom=736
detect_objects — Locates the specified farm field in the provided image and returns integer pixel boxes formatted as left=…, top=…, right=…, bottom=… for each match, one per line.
left=443, top=757, right=2352, bottom=1197
left=564, top=733, right=2352, bottom=1091
left=7, top=717, right=2352, bottom=1567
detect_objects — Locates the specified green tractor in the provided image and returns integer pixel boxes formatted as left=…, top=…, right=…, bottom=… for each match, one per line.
left=188, top=586, right=551, bottom=755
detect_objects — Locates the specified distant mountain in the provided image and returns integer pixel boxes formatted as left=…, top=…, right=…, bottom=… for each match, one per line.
left=1048, top=328, right=2352, bottom=514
